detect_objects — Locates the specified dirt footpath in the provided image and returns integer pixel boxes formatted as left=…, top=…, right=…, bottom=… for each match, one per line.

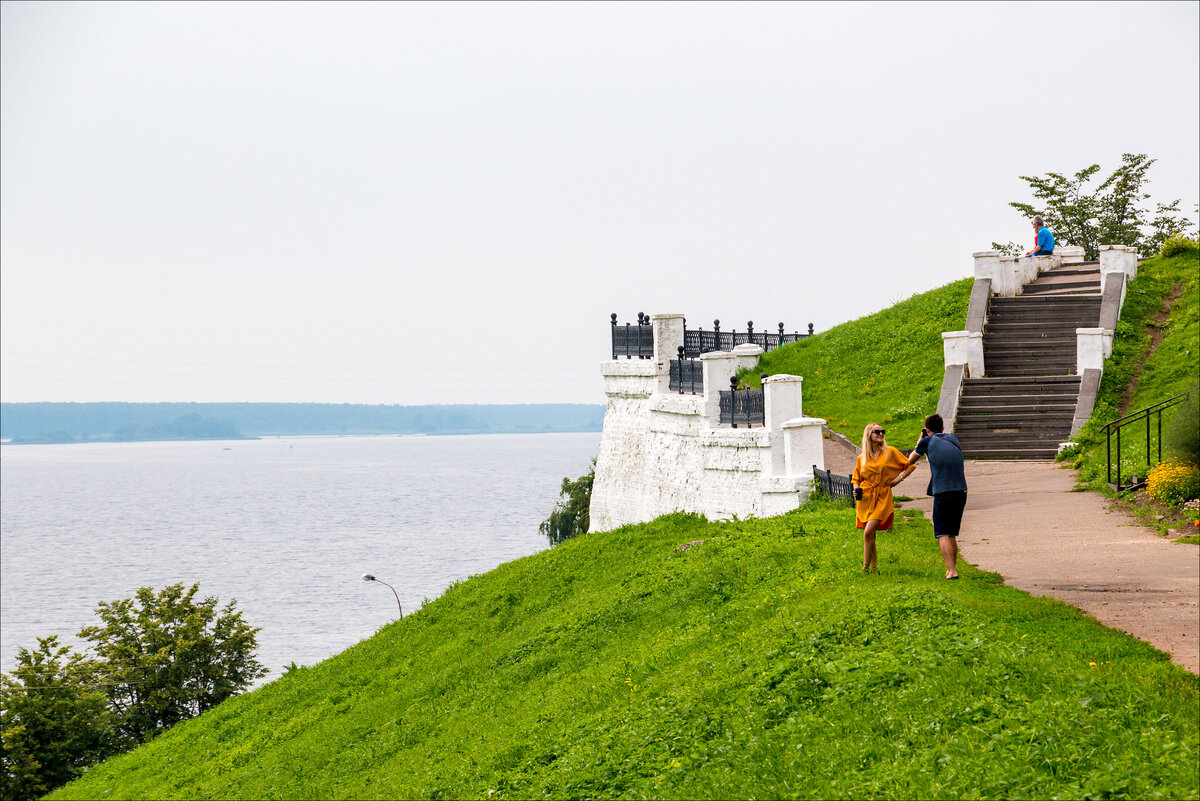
left=899, top=461, right=1200, bottom=674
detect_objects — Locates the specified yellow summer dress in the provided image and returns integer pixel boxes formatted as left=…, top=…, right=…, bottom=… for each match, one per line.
left=852, top=446, right=909, bottom=530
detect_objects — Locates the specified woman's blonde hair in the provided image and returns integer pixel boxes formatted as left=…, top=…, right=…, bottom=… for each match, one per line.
left=861, top=423, right=886, bottom=460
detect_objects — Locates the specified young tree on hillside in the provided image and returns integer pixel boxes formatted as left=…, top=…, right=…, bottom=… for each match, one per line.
left=1, top=638, right=116, bottom=801
left=993, top=154, right=1197, bottom=259
left=79, top=583, right=266, bottom=746
left=540, top=461, right=595, bottom=546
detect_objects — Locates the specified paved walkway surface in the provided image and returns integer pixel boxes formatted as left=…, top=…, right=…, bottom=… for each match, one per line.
left=820, top=439, right=1199, bottom=673
left=908, top=461, right=1200, bottom=674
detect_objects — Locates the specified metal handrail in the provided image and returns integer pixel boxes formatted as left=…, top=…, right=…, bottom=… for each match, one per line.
left=1103, top=390, right=1193, bottom=491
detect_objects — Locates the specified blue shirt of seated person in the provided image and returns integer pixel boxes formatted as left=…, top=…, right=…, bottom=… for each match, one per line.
left=1026, top=216, right=1055, bottom=256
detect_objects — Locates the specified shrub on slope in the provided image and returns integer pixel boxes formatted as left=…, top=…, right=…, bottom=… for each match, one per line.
left=54, top=502, right=1198, bottom=800
left=745, top=278, right=972, bottom=449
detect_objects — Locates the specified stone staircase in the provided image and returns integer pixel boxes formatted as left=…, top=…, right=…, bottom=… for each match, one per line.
left=955, top=263, right=1102, bottom=459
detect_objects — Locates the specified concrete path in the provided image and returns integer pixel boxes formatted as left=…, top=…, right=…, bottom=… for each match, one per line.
left=901, top=460, right=1200, bottom=674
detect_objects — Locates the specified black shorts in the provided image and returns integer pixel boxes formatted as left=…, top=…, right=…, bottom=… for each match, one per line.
left=932, top=491, right=967, bottom=538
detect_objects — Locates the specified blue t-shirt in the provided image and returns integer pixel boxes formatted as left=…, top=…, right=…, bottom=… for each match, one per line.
left=915, top=433, right=968, bottom=495
left=1035, top=226, right=1055, bottom=252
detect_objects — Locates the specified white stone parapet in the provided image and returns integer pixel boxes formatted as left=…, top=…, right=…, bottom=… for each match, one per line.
left=590, top=332, right=824, bottom=531
left=943, top=330, right=984, bottom=378
left=1077, top=328, right=1114, bottom=373
left=976, top=251, right=1061, bottom=296
left=1057, top=245, right=1086, bottom=265
left=1099, top=245, right=1138, bottom=294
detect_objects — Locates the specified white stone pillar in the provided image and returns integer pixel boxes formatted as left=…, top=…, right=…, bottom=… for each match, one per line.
left=943, top=331, right=984, bottom=378
left=993, top=255, right=1020, bottom=296
left=1032, top=253, right=1062, bottom=276
left=973, top=251, right=1000, bottom=288
left=700, top=351, right=738, bottom=422
left=1077, top=328, right=1114, bottom=373
left=1058, top=245, right=1086, bottom=265
left=732, top=343, right=764, bottom=374
left=764, top=374, right=804, bottom=475
left=1099, top=245, right=1138, bottom=293
left=781, top=416, right=827, bottom=476
left=651, top=313, right=686, bottom=395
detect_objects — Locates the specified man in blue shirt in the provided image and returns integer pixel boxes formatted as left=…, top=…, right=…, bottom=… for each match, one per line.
left=907, top=413, right=967, bottom=579
left=1025, top=215, right=1055, bottom=256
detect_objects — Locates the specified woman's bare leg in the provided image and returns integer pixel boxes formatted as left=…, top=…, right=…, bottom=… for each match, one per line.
left=863, top=519, right=881, bottom=571
left=939, top=536, right=958, bottom=578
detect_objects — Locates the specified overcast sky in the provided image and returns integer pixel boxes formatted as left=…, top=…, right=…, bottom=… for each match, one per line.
left=2, top=1, right=1197, bottom=405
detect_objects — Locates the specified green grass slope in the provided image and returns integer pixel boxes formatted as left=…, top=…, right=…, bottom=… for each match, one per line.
left=744, top=278, right=973, bottom=449
left=55, top=502, right=1198, bottom=800
left=1069, top=252, right=1200, bottom=492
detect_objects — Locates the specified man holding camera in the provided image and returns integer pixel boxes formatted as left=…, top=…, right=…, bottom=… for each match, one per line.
left=907, top=413, right=968, bottom=579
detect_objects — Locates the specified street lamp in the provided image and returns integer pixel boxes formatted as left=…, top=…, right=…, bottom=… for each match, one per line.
left=362, top=574, right=403, bottom=617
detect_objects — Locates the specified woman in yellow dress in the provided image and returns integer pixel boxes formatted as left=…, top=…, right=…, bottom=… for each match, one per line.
left=852, top=423, right=915, bottom=572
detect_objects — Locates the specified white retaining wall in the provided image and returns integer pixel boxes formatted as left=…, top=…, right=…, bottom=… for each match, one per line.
left=590, top=315, right=825, bottom=532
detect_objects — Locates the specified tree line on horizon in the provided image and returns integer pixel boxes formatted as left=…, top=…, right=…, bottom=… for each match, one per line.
left=0, top=402, right=606, bottom=443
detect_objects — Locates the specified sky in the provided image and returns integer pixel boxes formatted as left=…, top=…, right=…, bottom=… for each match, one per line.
left=2, top=1, right=1197, bottom=406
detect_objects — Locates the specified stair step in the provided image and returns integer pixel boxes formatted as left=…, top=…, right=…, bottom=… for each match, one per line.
left=961, top=448, right=1060, bottom=460
left=1024, top=281, right=1101, bottom=293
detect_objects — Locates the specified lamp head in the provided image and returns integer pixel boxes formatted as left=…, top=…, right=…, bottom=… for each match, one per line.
left=362, top=574, right=375, bottom=582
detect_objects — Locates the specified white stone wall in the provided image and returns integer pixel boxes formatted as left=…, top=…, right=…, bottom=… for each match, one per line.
left=590, top=348, right=825, bottom=532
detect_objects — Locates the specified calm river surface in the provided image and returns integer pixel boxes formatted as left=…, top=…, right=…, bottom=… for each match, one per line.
left=0, top=433, right=599, bottom=682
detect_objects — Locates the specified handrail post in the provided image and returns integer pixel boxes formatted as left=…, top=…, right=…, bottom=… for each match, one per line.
left=730, top=375, right=740, bottom=428
left=677, top=346, right=685, bottom=394
left=808, top=323, right=814, bottom=336
left=1108, top=429, right=1118, bottom=491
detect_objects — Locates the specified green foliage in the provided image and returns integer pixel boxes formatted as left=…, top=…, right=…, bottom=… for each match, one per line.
left=78, top=583, right=266, bottom=747
left=743, top=278, right=972, bottom=449
left=1165, top=387, right=1199, bottom=465
left=1006, top=154, right=1197, bottom=259
left=51, top=507, right=1199, bottom=801
left=1161, top=234, right=1200, bottom=258
left=1, top=638, right=116, bottom=801
left=539, top=461, right=595, bottom=546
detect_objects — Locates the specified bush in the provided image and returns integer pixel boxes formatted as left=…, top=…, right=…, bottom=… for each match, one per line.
left=1160, top=235, right=1200, bottom=258
left=1145, top=458, right=1200, bottom=507
left=1164, top=388, right=1199, bottom=465
left=1, top=638, right=116, bottom=801
left=539, top=460, right=594, bottom=546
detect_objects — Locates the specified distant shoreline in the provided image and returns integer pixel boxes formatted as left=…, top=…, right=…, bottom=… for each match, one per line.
left=1, top=428, right=602, bottom=446
left=0, top=401, right=606, bottom=445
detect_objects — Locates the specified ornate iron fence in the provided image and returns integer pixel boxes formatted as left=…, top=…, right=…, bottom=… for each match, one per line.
left=813, top=466, right=855, bottom=505
left=611, top=313, right=653, bottom=359
left=669, top=347, right=703, bottom=394
left=1104, top=389, right=1193, bottom=491
left=719, top=376, right=765, bottom=428
left=683, top=320, right=814, bottom=358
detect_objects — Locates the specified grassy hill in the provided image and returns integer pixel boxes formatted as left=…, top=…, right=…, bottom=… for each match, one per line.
left=54, top=501, right=1198, bottom=800
left=744, top=278, right=973, bottom=450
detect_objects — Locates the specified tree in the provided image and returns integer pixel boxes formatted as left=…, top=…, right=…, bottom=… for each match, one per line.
left=994, top=154, right=1197, bottom=259
left=540, top=460, right=595, bottom=546
left=1, top=638, right=116, bottom=801
left=78, top=583, right=266, bottom=745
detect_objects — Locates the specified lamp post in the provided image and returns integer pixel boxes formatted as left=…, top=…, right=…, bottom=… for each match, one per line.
left=362, top=574, right=403, bottom=617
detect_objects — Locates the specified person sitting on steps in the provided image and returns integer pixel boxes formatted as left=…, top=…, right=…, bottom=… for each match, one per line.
left=1025, top=215, right=1055, bottom=257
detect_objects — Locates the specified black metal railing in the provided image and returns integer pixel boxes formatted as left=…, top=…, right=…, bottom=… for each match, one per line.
left=719, top=376, right=765, bottom=428
left=683, top=320, right=814, bottom=358
left=1104, top=390, right=1193, bottom=491
left=813, top=466, right=855, bottom=505
left=669, top=346, right=703, bottom=394
left=611, top=312, right=653, bottom=359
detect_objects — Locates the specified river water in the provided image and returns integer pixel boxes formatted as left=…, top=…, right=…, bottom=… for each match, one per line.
left=0, top=432, right=599, bottom=682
